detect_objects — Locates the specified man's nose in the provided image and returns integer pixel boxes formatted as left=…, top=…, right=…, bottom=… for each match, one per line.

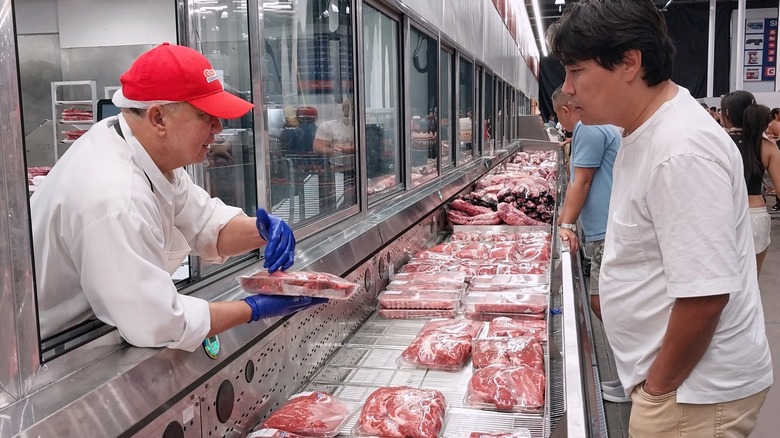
left=562, top=78, right=575, bottom=95
left=212, top=116, right=224, bottom=134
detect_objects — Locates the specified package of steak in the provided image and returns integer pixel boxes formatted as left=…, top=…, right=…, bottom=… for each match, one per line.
left=464, top=364, right=546, bottom=413
left=486, top=317, right=547, bottom=343
left=378, top=308, right=458, bottom=319
left=237, top=271, right=359, bottom=299
left=247, top=429, right=305, bottom=438
left=462, top=292, right=548, bottom=316
left=263, top=392, right=354, bottom=438
left=397, top=318, right=483, bottom=371
left=471, top=337, right=545, bottom=370
left=353, top=386, right=447, bottom=438
left=378, top=290, right=462, bottom=310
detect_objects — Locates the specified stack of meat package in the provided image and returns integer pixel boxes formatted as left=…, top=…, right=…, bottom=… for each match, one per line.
left=377, top=270, right=467, bottom=319
left=447, top=150, right=558, bottom=226
left=465, top=318, right=547, bottom=413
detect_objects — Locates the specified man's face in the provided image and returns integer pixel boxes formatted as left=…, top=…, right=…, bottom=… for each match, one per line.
left=561, top=59, right=624, bottom=126
left=164, top=103, right=223, bottom=166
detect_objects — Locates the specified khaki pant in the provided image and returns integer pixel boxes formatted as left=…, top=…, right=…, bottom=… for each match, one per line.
left=629, top=385, right=769, bottom=438
left=585, top=240, right=604, bottom=295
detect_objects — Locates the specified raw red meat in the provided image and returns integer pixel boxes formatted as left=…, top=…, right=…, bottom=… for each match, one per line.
left=379, top=309, right=458, bottom=319
left=61, top=108, right=94, bottom=121
left=264, top=392, right=352, bottom=437
left=468, top=430, right=532, bottom=438
left=447, top=209, right=503, bottom=225
left=400, top=332, right=473, bottom=370
left=248, top=429, right=305, bottom=438
left=454, top=243, right=491, bottom=260
left=487, top=317, right=547, bottom=343
left=451, top=199, right=494, bottom=216
left=238, top=271, right=358, bottom=299
left=356, top=387, right=447, bottom=438
left=62, top=129, right=88, bottom=140
left=466, top=365, right=545, bottom=411
left=378, top=290, right=461, bottom=310
left=385, top=282, right=465, bottom=292
left=497, top=202, right=547, bottom=226
left=465, top=292, right=548, bottom=315
left=400, top=261, right=455, bottom=274
left=419, top=318, right=483, bottom=339
left=471, top=337, right=545, bottom=370
left=391, top=272, right=467, bottom=284
left=422, top=242, right=465, bottom=255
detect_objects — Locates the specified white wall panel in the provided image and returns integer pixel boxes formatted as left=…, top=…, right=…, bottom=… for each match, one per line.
left=57, top=0, right=175, bottom=48
left=402, top=0, right=443, bottom=29
left=443, top=0, right=483, bottom=58
left=15, top=0, right=58, bottom=34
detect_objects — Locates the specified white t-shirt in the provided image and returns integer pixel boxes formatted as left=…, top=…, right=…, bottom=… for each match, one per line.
left=31, top=114, right=244, bottom=351
left=600, top=86, right=773, bottom=404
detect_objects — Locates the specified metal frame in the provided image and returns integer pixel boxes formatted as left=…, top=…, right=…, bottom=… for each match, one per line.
left=0, top=0, right=40, bottom=410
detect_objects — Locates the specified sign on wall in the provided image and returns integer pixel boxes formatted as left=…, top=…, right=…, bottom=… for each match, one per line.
left=744, top=17, right=778, bottom=82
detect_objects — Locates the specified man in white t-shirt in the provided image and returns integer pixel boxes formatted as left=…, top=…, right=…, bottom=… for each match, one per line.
left=548, top=1, right=772, bottom=436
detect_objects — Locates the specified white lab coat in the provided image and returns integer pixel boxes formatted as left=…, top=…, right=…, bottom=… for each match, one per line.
left=31, top=114, right=244, bottom=351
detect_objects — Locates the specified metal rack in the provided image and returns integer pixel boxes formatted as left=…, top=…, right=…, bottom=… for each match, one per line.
left=51, top=80, right=97, bottom=161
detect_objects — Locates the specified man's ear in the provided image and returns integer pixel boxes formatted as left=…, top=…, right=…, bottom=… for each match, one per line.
left=622, top=49, right=643, bottom=82
left=146, top=105, right=168, bottom=136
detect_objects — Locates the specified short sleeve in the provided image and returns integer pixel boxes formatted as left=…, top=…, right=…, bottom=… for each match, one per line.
left=645, top=154, right=742, bottom=297
left=572, top=125, right=609, bottom=168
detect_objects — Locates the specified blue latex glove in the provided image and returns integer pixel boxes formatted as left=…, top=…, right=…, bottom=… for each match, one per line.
left=256, top=208, right=295, bottom=273
left=243, top=294, right=328, bottom=321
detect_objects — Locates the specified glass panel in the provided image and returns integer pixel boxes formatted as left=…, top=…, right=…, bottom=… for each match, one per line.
left=495, top=81, right=504, bottom=151
left=504, top=85, right=512, bottom=144
left=457, top=58, right=474, bottom=165
left=363, top=5, right=402, bottom=197
left=439, top=50, right=454, bottom=168
left=197, top=0, right=256, bottom=278
left=483, top=73, right=494, bottom=157
left=409, top=28, right=438, bottom=187
left=264, top=0, right=356, bottom=226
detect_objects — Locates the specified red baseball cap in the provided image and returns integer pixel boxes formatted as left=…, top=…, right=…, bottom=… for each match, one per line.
left=115, top=43, right=253, bottom=119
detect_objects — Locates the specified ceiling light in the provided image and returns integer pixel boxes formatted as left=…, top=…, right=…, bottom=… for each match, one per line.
left=555, top=0, right=564, bottom=4
left=531, top=0, right=549, bottom=57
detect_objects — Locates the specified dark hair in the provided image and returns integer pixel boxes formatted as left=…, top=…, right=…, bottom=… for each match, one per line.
left=721, top=90, right=767, bottom=182
left=547, top=0, right=675, bottom=86
left=710, top=106, right=717, bottom=112
left=771, top=107, right=780, bottom=119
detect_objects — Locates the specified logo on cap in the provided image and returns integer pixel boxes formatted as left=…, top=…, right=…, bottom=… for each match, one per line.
left=203, top=68, right=218, bottom=83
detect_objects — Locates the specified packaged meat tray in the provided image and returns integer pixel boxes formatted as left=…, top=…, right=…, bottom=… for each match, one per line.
left=465, top=311, right=546, bottom=322
left=238, top=271, right=359, bottom=299
left=419, top=318, right=483, bottom=339
left=471, top=337, right=545, bottom=370
left=378, top=290, right=462, bottom=310
left=399, top=332, right=473, bottom=371
left=354, top=386, right=447, bottom=438
left=248, top=429, right=305, bottom=438
left=386, top=281, right=466, bottom=293
left=462, top=292, right=548, bottom=316
left=469, top=274, right=550, bottom=288
left=263, top=392, right=354, bottom=438
left=464, top=365, right=546, bottom=412
left=379, top=308, right=458, bottom=319
left=400, top=261, right=458, bottom=274
left=465, top=430, right=532, bottom=438
left=391, top=272, right=468, bottom=284
left=486, top=317, right=547, bottom=343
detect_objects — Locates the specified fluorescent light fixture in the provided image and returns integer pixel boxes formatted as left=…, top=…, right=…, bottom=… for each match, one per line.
left=555, top=0, right=565, bottom=4
left=531, top=0, right=549, bottom=56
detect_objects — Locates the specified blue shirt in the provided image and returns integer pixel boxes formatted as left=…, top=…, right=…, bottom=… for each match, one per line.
left=570, top=121, right=621, bottom=241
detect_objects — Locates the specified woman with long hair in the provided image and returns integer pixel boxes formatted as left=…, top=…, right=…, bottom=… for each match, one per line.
left=721, top=91, right=780, bottom=274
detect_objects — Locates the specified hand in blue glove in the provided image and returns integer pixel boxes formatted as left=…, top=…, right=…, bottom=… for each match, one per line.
left=243, top=294, right=328, bottom=322
left=256, top=208, right=295, bottom=273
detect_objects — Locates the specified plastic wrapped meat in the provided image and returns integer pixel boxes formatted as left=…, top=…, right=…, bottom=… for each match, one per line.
left=355, top=387, right=447, bottom=438
left=486, top=317, right=547, bottom=343
left=248, top=429, right=305, bottom=438
left=513, top=244, right=551, bottom=263
left=386, top=281, right=466, bottom=292
left=454, top=243, right=491, bottom=260
left=399, top=318, right=483, bottom=370
left=465, top=365, right=545, bottom=412
left=468, top=430, right=532, bottom=438
left=238, top=271, right=358, bottom=299
left=379, top=309, right=458, bottom=319
left=400, top=261, right=456, bottom=274
left=263, top=392, right=353, bottom=437
left=419, top=318, right=483, bottom=339
left=378, top=290, right=461, bottom=310
left=471, top=337, right=545, bottom=370
left=464, top=292, right=548, bottom=315
left=400, top=332, right=473, bottom=370
left=421, top=242, right=466, bottom=255
left=469, top=275, right=550, bottom=289
left=391, top=272, right=467, bottom=284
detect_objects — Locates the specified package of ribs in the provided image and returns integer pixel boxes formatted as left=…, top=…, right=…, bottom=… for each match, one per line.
left=464, top=364, right=546, bottom=412
left=263, top=392, right=354, bottom=438
left=353, top=386, right=447, bottom=438
left=61, top=108, right=94, bottom=121
left=462, top=292, right=548, bottom=317
left=238, top=270, right=359, bottom=299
